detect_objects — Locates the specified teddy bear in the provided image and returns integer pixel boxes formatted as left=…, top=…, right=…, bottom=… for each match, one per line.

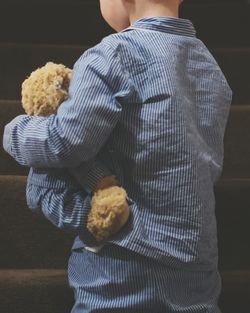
left=21, top=62, right=130, bottom=242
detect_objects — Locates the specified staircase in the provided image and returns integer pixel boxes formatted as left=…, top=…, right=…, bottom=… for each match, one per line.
left=0, top=0, right=250, bottom=312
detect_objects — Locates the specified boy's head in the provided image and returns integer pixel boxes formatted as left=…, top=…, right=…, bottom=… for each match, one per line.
left=100, top=0, right=182, bottom=32
left=99, top=0, right=130, bottom=33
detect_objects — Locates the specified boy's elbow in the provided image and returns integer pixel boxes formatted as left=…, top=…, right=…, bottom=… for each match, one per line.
left=26, top=189, right=42, bottom=214
left=45, top=139, right=87, bottom=168
left=44, top=212, right=82, bottom=235
left=26, top=198, right=41, bottom=213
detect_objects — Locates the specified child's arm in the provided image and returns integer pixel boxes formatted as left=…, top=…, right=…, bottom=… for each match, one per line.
left=3, top=42, right=130, bottom=168
left=68, top=159, right=115, bottom=194
left=27, top=157, right=126, bottom=245
left=26, top=166, right=98, bottom=246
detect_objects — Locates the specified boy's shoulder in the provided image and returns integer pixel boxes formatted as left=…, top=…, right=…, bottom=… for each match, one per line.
left=74, top=32, right=133, bottom=73
left=90, top=31, right=134, bottom=55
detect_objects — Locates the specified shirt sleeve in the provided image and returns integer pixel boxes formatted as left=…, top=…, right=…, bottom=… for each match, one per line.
left=68, top=159, right=113, bottom=194
left=26, top=167, right=99, bottom=246
left=3, top=42, right=130, bottom=168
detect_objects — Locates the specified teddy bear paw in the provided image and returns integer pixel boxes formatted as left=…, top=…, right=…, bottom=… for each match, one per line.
left=87, top=186, right=130, bottom=242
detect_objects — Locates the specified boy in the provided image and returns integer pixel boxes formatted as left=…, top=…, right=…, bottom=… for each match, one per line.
left=3, top=0, right=232, bottom=312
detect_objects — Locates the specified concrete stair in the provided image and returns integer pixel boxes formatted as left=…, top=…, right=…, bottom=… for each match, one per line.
left=0, top=0, right=250, bottom=312
left=0, top=270, right=74, bottom=313
left=215, top=179, right=250, bottom=270
left=222, top=105, right=250, bottom=178
left=0, top=175, right=73, bottom=269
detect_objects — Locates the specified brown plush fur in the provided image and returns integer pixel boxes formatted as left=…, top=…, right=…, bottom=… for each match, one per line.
left=22, top=62, right=72, bottom=116
left=21, top=62, right=129, bottom=242
left=88, top=186, right=130, bottom=242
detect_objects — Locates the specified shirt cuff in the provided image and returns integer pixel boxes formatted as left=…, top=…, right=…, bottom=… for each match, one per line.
left=28, top=167, right=79, bottom=189
left=3, top=115, right=26, bottom=156
left=84, top=245, right=105, bottom=253
left=69, top=159, right=112, bottom=194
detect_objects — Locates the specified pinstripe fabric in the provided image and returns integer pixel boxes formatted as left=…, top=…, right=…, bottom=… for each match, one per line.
left=3, top=16, right=232, bottom=311
left=68, top=244, right=222, bottom=313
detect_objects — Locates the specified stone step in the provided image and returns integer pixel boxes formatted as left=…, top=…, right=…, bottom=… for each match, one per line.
left=0, top=100, right=27, bottom=176
left=0, top=175, right=74, bottom=269
left=0, top=1, right=249, bottom=47
left=0, top=43, right=88, bottom=102
left=1, top=101, right=249, bottom=177
left=0, top=44, right=249, bottom=104
left=219, top=270, right=250, bottom=313
left=214, top=49, right=250, bottom=105
left=222, top=105, right=250, bottom=178
left=0, top=174, right=250, bottom=270
left=181, top=2, right=250, bottom=48
left=215, top=179, right=250, bottom=270
left=0, top=270, right=73, bottom=313
left=0, top=269, right=249, bottom=313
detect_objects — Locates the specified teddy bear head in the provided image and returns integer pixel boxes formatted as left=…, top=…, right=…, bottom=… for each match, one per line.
left=21, top=62, right=72, bottom=116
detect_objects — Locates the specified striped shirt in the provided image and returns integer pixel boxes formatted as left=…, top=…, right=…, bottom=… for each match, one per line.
left=3, top=17, right=232, bottom=270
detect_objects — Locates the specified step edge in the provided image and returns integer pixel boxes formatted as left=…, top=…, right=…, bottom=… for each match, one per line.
left=0, top=268, right=249, bottom=279
left=216, top=178, right=250, bottom=188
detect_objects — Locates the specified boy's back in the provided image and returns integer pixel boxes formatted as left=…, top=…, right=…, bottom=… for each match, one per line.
left=72, top=17, right=232, bottom=269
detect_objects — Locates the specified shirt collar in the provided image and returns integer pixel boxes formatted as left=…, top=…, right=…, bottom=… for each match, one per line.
left=123, top=16, right=196, bottom=38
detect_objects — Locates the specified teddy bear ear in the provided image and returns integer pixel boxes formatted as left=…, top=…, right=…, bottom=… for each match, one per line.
left=67, top=71, right=72, bottom=81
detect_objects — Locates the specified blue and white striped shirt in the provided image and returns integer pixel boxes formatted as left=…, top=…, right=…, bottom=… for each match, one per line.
left=3, top=17, right=232, bottom=270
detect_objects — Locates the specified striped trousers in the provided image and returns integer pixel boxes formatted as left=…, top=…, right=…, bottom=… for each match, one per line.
left=68, top=244, right=222, bottom=313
